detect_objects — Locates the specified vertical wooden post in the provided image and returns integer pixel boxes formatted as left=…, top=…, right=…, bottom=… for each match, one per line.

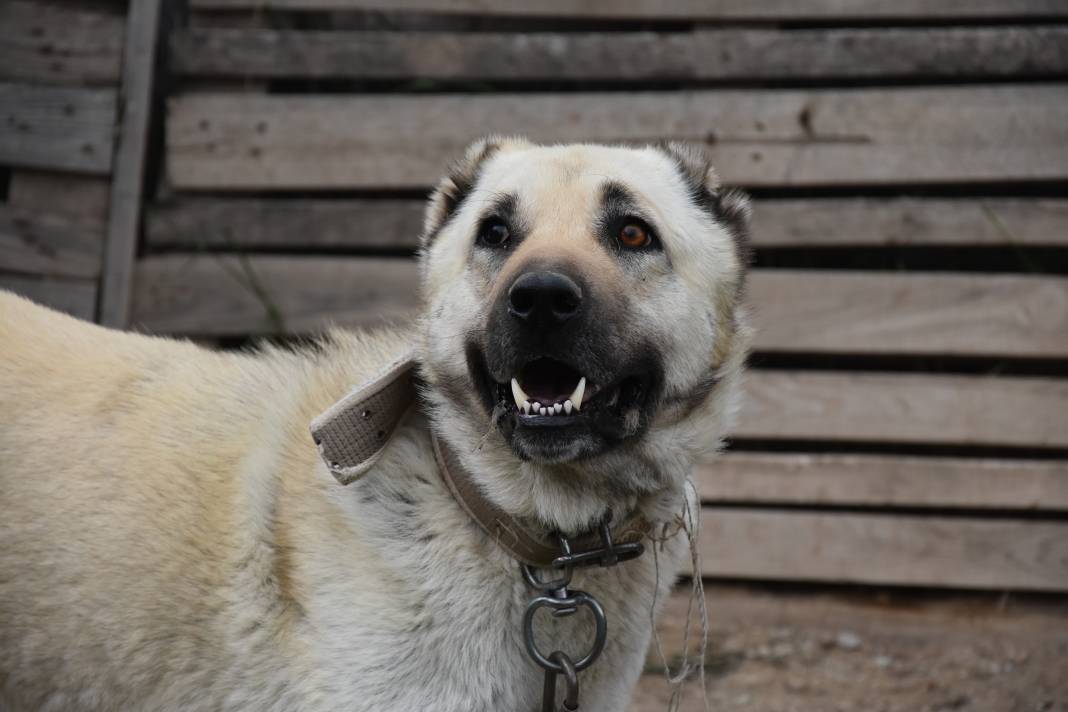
left=98, top=0, right=163, bottom=327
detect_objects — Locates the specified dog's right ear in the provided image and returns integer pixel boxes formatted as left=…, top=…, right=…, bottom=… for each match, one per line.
left=421, top=136, right=528, bottom=245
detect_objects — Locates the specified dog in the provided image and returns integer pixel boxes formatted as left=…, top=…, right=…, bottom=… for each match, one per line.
left=0, top=138, right=751, bottom=711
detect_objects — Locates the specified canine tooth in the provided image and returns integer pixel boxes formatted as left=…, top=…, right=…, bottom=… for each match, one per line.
left=564, top=400, right=573, bottom=414
left=570, top=377, right=586, bottom=412
left=511, top=378, right=530, bottom=410
left=554, top=403, right=563, bottom=414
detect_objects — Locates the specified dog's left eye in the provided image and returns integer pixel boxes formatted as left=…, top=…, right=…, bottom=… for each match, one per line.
left=477, top=219, right=511, bottom=248
left=618, top=222, right=654, bottom=250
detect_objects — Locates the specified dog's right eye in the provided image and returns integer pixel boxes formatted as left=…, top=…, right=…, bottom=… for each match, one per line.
left=477, top=219, right=511, bottom=248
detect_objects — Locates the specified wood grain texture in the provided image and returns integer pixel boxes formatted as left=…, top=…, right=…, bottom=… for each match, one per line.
left=696, top=509, right=1068, bottom=591
left=187, top=0, right=1068, bottom=20
left=0, top=275, right=97, bottom=320
left=0, top=82, right=116, bottom=174
left=0, top=208, right=104, bottom=279
left=144, top=197, right=1068, bottom=249
left=7, top=171, right=111, bottom=227
left=697, top=453, right=1068, bottom=510
left=166, top=86, right=1068, bottom=189
left=0, top=0, right=125, bottom=86
left=99, top=0, right=163, bottom=328
left=751, top=198, right=1068, bottom=247
left=736, top=370, right=1068, bottom=449
left=145, top=198, right=427, bottom=250
left=170, top=26, right=1068, bottom=81
left=129, top=255, right=420, bottom=334
left=749, top=271, right=1068, bottom=358
left=123, top=254, right=1068, bottom=359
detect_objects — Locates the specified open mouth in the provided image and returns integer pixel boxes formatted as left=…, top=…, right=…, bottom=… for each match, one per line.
left=493, top=357, right=652, bottom=424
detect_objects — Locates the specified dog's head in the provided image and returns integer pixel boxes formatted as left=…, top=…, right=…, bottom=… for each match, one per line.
left=417, top=138, right=750, bottom=530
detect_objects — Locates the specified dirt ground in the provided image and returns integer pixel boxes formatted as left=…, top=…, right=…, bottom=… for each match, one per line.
left=628, top=584, right=1068, bottom=712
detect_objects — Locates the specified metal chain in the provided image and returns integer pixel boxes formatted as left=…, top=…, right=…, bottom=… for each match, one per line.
left=521, top=514, right=645, bottom=711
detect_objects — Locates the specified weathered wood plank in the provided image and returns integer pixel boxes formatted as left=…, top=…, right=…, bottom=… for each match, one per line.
left=696, top=509, right=1068, bottom=591
left=0, top=0, right=124, bottom=87
left=99, top=0, right=163, bottom=328
left=146, top=198, right=427, bottom=250
left=750, top=271, right=1068, bottom=359
left=697, top=453, right=1068, bottom=510
left=8, top=171, right=111, bottom=227
left=124, top=254, right=1068, bottom=359
left=0, top=275, right=97, bottom=320
left=0, top=208, right=104, bottom=279
left=751, top=198, right=1068, bottom=248
left=187, top=0, right=1068, bottom=20
left=166, top=86, right=1068, bottom=189
left=144, top=197, right=1068, bottom=249
left=130, top=255, right=420, bottom=334
left=170, top=26, right=1068, bottom=81
left=736, top=370, right=1068, bottom=449
left=0, top=82, right=116, bottom=174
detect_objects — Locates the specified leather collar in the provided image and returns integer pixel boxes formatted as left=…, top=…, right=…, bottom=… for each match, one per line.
left=310, top=352, right=650, bottom=569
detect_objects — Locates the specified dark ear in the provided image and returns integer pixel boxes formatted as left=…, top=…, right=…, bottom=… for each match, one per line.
left=421, top=136, right=528, bottom=246
left=657, top=142, right=753, bottom=268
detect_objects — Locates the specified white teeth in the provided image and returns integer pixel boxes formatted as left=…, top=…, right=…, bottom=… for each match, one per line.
left=511, top=378, right=529, bottom=411
left=564, top=400, right=573, bottom=415
left=554, top=403, right=563, bottom=414
left=570, top=377, right=586, bottom=412
left=540, top=407, right=548, bottom=416
left=521, top=401, right=531, bottom=414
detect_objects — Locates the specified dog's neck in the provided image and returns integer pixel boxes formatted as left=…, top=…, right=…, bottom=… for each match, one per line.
left=311, top=352, right=689, bottom=559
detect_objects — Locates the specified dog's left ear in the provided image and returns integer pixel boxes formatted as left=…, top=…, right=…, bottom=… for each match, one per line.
left=421, top=135, right=530, bottom=245
left=657, top=142, right=752, bottom=266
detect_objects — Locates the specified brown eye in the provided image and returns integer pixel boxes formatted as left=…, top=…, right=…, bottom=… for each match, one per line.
left=619, top=223, right=650, bottom=249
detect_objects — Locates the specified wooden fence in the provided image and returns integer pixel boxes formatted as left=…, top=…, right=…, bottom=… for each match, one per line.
left=0, top=0, right=160, bottom=324
left=3, top=0, right=1068, bottom=588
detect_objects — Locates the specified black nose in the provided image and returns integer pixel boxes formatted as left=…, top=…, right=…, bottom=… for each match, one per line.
left=508, top=270, right=584, bottom=329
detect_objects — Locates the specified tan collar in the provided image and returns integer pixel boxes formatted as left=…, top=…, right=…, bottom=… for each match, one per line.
left=309, top=353, right=650, bottom=569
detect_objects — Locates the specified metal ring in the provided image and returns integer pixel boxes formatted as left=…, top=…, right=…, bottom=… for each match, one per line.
left=522, top=590, right=607, bottom=673
left=549, top=651, right=580, bottom=710
left=521, top=563, right=572, bottom=593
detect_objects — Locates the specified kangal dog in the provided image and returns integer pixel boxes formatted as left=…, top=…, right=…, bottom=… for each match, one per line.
left=0, top=139, right=750, bottom=711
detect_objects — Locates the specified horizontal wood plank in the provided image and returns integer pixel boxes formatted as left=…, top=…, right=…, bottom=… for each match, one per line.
left=749, top=271, right=1068, bottom=358
left=751, top=197, right=1068, bottom=247
left=144, top=197, right=1068, bottom=249
left=0, top=82, right=117, bottom=174
left=171, top=26, right=1068, bottom=81
left=0, top=1, right=124, bottom=87
left=0, top=208, right=104, bottom=279
left=130, top=255, right=420, bottom=334
left=167, top=86, right=1068, bottom=189
left=737, top=370, right=1068, bottom=449
left=146, top=198, right=427, bottom=250
left=0, top=275, right=97, bottom=321
left=124, top=255, right=1068, bottom=359
left=697, top=509, right=1068, bottom=591
left=187, top=0, right=1068, bottom=20
left=697, top=453, right=1068, bottom=510
left=8, top=171, right=112, bottom=227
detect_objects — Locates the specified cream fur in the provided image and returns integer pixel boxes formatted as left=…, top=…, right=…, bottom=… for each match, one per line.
left=0, top=141, right=748, bottom=711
